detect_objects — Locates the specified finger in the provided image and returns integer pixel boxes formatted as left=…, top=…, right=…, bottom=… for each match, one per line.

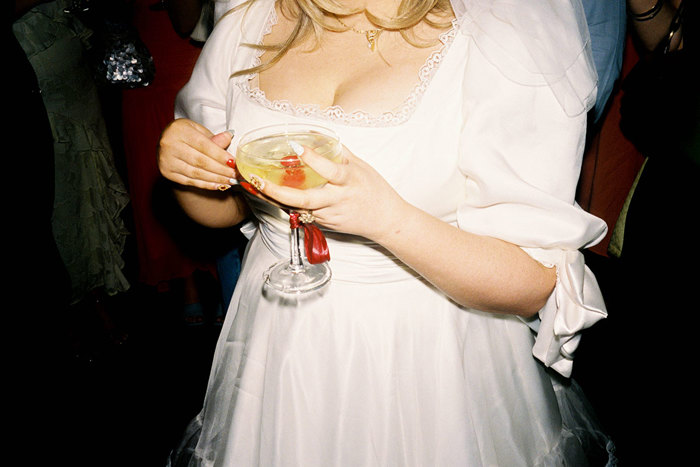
left=168, top=155, right=238, bottom=185
left=186, top=132, right=236, bottom=170
left=251, top=175, right=328, bottom=211
left=159, top=141, right=237, bottom=184
left=160, top=131, right=236, bottom=179
left=297, top=145, right=351, bottom=185
left=167, top=169, right=235, bottom=192
left=166, top=119, right=235, bottom=171
left=210, top=129, right=235, bottom=149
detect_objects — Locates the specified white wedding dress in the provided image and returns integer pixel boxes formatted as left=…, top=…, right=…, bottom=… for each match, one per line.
left=169, top=1, right=614, bottom=465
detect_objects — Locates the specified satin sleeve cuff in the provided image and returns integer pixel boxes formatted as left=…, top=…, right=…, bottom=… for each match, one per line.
left=521, top=248, right=607, bottom=378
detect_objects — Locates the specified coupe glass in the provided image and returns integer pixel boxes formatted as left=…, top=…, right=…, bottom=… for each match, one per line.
left=236, top=123, right=342, bottom=293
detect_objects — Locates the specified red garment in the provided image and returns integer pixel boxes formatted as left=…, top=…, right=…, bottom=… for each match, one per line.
left=576, top=36, right=645, bottom=257
left=121, top=0, right=214, bottom=285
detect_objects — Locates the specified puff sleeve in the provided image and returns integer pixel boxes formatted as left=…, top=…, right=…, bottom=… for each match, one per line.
left=456, top=28, right=608, bottom=378
left=174, top=26, right=229, bottom=132
left=174, top=1, right=261, bottom=131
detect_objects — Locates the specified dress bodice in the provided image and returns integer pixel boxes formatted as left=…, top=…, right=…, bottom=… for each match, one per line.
left=227, top=42, right=470, bottom=281
left=224, top=7, right=471, bottom=283
left=233, top=93, right=468, bottom=283
left=174, top=0, right=609, bottom=378
left=224, top=4, right=468, bottom=226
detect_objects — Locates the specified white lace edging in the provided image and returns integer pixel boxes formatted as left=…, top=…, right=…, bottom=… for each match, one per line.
left=238, top=9, right=462, bottom=127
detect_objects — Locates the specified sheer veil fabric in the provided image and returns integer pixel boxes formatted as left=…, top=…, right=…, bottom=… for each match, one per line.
left=451, top=0, right=597, bottom=116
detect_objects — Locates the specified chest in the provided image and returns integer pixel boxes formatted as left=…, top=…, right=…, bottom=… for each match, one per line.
left=255, top=18, right=449, bottom=115
left=227, top=9, right=468, bottom=220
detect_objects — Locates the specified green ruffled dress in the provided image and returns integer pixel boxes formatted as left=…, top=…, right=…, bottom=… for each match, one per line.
left=13, top=0, right=130, bottom=303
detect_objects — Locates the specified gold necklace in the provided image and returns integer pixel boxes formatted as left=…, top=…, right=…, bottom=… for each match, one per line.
left=336, top=17, right=385, bottom=52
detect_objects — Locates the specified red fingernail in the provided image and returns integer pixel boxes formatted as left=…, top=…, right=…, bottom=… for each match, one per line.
left=240, top=181, right=259, bottom=195
left=226, top=159, right=236, bottom=169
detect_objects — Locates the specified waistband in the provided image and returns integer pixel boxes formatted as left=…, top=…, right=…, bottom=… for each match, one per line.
left=245, top=210, right=422, bottom=284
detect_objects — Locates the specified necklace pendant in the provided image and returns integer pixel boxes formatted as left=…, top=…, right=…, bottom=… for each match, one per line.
left=365, top=30, right=379, bottom=52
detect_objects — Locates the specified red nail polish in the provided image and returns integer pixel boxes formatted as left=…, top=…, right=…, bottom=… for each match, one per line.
left=240, top=181, right=259, bottom=195
left=226, top=159, right=236, bottom=169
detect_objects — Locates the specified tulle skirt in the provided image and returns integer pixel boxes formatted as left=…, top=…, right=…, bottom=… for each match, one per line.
left=168, top=226, right=615, bottom=466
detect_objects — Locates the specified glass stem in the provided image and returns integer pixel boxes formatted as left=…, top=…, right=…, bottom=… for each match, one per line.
left=289, top=225, right=305, bottom=273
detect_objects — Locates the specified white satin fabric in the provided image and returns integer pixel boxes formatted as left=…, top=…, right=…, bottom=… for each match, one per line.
left=170, top=1, right=612, bottom=465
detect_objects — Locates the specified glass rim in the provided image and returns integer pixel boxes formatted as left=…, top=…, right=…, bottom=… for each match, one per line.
left=237, top=123, right=340, bottom=161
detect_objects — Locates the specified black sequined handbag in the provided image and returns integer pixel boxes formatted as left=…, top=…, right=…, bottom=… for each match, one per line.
left=92, top=19, right=156, bottom=88
left=64, top=0, right=156, bottom=88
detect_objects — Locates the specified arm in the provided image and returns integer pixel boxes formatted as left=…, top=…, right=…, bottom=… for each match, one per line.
left=173, top=184, right=249, bottom=228
left=374, top=198, right=556, bottom=318
left=259, top=145, right=553, bottom=318
left=158, top=10, right=251, bottom=228
left=158, top=119, right=250, bottom=228
left=255, top=41, right=604, bottom=321
left=627, top=0, right=684, bottom=52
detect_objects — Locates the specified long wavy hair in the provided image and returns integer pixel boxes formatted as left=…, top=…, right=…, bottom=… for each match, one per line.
left=228, top=0, right=454, bottom=77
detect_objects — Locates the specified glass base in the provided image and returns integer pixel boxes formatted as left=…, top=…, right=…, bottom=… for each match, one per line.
left=263, top=260, right=332, bottom=294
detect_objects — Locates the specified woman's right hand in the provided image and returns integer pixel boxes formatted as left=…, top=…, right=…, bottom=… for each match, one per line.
left=158, top=118, right=238, bottom=191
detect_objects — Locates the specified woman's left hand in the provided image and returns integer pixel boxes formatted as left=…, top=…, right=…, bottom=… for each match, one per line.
left=254, top=145, right=408, bottom=243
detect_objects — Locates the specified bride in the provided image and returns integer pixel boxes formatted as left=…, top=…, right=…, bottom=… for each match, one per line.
left=159, top=0, right=614, bottom=464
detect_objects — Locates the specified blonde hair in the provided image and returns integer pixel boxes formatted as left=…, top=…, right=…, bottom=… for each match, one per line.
left=228, top=0, right=454, bottom=77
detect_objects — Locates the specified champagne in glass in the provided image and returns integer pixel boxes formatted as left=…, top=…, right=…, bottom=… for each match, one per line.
left=236, top=123, right=341, bottom=293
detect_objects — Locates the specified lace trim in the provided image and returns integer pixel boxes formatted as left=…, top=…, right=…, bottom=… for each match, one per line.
left=239, top=8, right=461, bottom=127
